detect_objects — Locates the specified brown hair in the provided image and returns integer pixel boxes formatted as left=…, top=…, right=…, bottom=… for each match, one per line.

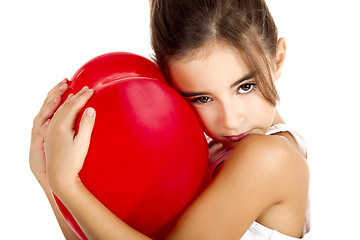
left=150, top=0, right=279, bottom=105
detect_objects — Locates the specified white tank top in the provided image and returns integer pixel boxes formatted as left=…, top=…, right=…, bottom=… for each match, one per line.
left=206, top=124, right=310, bottom=240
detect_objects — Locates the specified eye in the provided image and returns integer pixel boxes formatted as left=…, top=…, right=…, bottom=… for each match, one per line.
left=237, top=83, right=255, bottom=94
left=191, top=96, right=212, bottom=104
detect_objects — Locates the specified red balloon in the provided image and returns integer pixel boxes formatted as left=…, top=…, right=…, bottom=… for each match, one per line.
left=52, top=52, right=208, bottom=239
left=67, top=52, right=166, bottom=93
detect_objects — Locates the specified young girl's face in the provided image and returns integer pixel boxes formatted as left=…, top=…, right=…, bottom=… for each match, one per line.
left=168, top=44, right=277, bottom=149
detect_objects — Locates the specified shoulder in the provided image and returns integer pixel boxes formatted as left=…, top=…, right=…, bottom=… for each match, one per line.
left=220, top=134, right=309, bottom=202
left=171, top=134, right=309, bottom=238
left=231, top=134, right=308, bottom=171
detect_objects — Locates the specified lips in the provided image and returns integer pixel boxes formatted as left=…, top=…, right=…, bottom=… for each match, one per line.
left=225, top=130, right=252, bottom=142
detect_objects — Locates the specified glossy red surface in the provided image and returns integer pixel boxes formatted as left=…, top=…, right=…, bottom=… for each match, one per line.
left=52, top=52, right=208, bottom=239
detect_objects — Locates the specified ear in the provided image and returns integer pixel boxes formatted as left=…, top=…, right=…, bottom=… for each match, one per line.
left=274, top=37, right=287, bottom=80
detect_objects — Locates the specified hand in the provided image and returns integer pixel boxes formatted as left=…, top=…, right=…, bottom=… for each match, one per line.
left=29, top=78, right=69, bottom=186
left=44, top=86, right=96, bottom=195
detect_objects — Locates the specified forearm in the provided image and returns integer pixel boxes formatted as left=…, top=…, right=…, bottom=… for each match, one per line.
left=38, top=180, right=80, bottom=240
left=53, top=179, right=150, bottom=240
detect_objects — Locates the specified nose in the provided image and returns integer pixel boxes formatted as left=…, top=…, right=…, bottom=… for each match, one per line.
left=218, top=102, right=245, bottom=131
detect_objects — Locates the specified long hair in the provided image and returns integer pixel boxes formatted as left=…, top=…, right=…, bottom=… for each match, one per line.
left=150, top=0, right=279, bottom=105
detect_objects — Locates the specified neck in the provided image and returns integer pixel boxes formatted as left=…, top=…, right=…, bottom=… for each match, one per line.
left=272, top=110, right=285, bottom=126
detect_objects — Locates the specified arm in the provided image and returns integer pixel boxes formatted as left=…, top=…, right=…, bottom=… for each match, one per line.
left=53, top=177, right=150, bottom=240
left=167, top=134, right=309, bottom=239
left=38, top=179, right=81, bottom=240
left=29, top=79, right=80, bottom=240
left=44, top=86, right=150, bottom=240
left=45, top=88, right=308, bottom=239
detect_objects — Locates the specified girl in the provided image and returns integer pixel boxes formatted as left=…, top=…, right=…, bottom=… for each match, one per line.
left=30, top=0, right=310, bottom=239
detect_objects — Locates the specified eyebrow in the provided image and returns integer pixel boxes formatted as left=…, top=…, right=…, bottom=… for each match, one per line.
left=179, top=72, right=255, bottom=98
left=230, top=72, right=255, bottom=88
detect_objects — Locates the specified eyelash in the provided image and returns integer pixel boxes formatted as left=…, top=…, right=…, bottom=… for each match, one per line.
left=189, top=82, right=256, bottom=104
left=237, top=83, right=256, bottom=94
left=190, top=96, right=212, bottom=104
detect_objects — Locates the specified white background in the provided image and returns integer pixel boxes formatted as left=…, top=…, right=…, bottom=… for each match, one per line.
left=1, top=1, right=359, bottom=239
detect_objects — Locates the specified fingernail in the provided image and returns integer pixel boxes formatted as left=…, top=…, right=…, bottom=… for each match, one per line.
left=67, top=94, right=74, bottom=100
left=45, top=119, right=51, bottom=125
left=82, top=86, right=89, bottom=91
left=86, top=108, right=95, bottom=117
left=53, top=96, right=60, bottom=103
left=60, top=84, right=68, bottom=91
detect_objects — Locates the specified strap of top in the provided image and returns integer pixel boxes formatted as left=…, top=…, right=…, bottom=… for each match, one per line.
left=266, top=123, right=307, bottom=158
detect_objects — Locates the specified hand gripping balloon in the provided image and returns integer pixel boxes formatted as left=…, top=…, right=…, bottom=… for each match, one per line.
left=52, top=52, right=209, bottom=239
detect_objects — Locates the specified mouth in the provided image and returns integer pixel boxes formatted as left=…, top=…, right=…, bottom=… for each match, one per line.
left=224, top=130, right=252, bottom=142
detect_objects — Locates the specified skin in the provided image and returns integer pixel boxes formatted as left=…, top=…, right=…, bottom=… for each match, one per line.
left=168, top=43, right=277, bottom=149
left=29, top=38, right=309, bottom=239
left=29, top=78, right=80, bottom=240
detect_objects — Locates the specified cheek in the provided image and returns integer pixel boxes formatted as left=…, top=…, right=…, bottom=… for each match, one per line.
left=191, top=107, right=216, bottom=134
left=256, top=98, right=276, bottom=123
left=248, top=94, right=276, bottom=125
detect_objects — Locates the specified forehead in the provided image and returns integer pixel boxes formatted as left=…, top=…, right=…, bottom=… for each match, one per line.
left=168, top=44, right=251, bottom=92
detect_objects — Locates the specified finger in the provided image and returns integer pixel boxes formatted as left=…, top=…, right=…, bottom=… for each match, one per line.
left=52, top=87, right=94, bottom=129
left=33, top=79, right=69, bottom=129
left=43, top=78, right=69, bottom=105
left=46, top=78, right=68, bottom=98
left=31, top=119, right=51, bottom=142
left=65, top=86, right=90, bottom=103
left=75, top=108, right=96, bottom=149
left=58, top=86, right=91, bottom=111
left=66, top=93, right=75, bottom=101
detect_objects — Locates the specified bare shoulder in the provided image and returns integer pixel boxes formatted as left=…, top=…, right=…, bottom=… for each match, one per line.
left=218, top=134, right=309, bottom=236
left=233, top=134, right=307, bottom=172
left=169, top=134, right=309, bottom=239
left=221, top=134, right=309, bottom=202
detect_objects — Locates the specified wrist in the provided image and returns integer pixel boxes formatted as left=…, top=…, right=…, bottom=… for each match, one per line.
left=33, top=172, right=48, bottom=187
left=49, top=175, right=83, bottom=200
left=30, top=168, right=51, bottom=192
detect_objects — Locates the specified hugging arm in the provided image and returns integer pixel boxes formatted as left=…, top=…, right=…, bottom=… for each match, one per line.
left=168, top=134, right=309, bottom=239
left=29, top=79, right=80, bottom=240
left=35, top=82, right=308, bottom=239
left=37, top=83, right=150, bottom=240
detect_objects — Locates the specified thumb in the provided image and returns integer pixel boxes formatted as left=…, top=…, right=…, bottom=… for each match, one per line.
left=76, top=107, right=96, bottom=147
